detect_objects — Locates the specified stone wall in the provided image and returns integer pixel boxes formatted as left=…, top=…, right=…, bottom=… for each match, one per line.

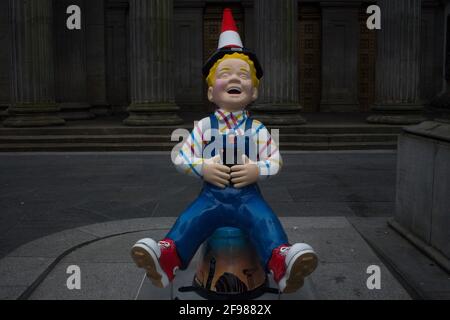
left=393, top=121, right=450, bottom=270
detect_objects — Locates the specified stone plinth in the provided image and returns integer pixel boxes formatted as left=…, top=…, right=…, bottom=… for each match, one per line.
left=390, top=120, right=450, bottom=272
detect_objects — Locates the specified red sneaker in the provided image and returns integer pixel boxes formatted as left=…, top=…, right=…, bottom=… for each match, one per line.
left=268, top=243, right=318, bottom=293
left=131, top=238, right=181, bottom=288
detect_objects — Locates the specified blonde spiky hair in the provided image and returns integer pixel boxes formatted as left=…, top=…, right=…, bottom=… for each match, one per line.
left=205, top=52, right=260, bottom=88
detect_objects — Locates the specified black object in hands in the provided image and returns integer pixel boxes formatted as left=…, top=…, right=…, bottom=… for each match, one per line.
left=221, top=147, right=244, bottom=187
left=221, top=147, right=244, bottom=168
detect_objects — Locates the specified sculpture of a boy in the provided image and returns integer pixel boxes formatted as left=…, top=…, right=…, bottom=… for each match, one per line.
left=131, top=8, right=317, bottom=294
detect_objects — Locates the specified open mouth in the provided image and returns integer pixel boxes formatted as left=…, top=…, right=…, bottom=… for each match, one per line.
left=226, top=87, right=242, bottom=95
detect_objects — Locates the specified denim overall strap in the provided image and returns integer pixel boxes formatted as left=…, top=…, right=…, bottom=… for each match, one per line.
left=205, top=112, right=253, bottom=163
left=244, top=116, right=253, bottom=158
left=206, top=114, right=218, bottom=157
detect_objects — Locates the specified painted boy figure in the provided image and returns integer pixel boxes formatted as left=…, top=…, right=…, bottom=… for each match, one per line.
left=131, top=8, right=318, bottom=294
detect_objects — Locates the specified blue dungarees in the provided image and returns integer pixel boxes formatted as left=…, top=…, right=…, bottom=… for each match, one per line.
left=166, top=114, right=288, bottom=271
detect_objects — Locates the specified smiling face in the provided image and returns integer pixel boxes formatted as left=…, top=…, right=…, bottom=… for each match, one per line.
left=207, top=58, right=258, bottom=112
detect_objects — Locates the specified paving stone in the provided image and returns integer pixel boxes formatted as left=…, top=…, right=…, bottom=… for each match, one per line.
left=0, top=286, right=28, bottom=300
left=66, top=230, right=167, bottom=263
left=270, top=202, right=355, bottom=217
left=29, top=262, right=143, bottom=300
left=0, top=257, right=52, bottom=287
left=310, top=262, right=410, bottom=300
left=77, top=217, right=176, bottom=238
left=280, top=217, right=352, bottom=229
left=7, top=228, right=97, bottom=258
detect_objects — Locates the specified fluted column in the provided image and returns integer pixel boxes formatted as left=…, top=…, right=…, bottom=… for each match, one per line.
left=4, top=0, right=65, bottom=127
left=124, top=0, right=182, bottom=126
left=430, top=4, right=450, bottom=123
left=367, top=0, right=425, bottom=125
left=251, top=0, right=306, bottom=125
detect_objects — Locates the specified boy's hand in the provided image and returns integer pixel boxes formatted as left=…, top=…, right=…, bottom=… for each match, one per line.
left=203, top=155, right=231, bottom=188
left=230, top=155, right=259, bottom=188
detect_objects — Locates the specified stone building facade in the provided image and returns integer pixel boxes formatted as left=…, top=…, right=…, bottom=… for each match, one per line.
left=0, top=0, right=447, bottom=126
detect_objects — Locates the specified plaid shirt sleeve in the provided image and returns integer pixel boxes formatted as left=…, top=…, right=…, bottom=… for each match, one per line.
left=174, top=117, right=209, bottom=179
left=252, top=120, right=283, bottom=180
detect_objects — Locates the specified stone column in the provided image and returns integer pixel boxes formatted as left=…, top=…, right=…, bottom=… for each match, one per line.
left=0, top=0, right=10, bottom=121
left=4, top=0, right=65, bottom=127
left=56, top=0, right=94, bottom=120
left=430, top=3, right=450, bottom=123
left=367, top=0, right=425, bottom=125
left=124, top=0, right=182, bottom=126
left=251, top=0, right=306, bottom=125
left=445, top=13, right=450, bottom=96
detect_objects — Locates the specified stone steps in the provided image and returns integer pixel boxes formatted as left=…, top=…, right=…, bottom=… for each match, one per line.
left=0, top=133, right=398, bottom=144
left=0, top=141, right=397, bottom=152
left=0, top=124, right=401, bottom=151
left=0, top=124, right=403, bottom=135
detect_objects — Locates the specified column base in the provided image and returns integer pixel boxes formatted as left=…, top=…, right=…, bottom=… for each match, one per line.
left=59, top=103, right=96, bottom=120
left=249, top=104, right=307, bottom=125
left=3, top=104, right=65, bottom=127
left=366, top=104, right=426, bottom=125
left=123, top=103, right=183, bottom=126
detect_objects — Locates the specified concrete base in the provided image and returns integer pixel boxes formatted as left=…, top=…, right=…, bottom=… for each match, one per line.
left=0, top=217, right=410, bottom=300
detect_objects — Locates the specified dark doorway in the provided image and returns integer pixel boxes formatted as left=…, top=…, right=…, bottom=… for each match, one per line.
left=298, top=4, right=322, bottom=112
left=106, top=1, right=129, bottom=114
